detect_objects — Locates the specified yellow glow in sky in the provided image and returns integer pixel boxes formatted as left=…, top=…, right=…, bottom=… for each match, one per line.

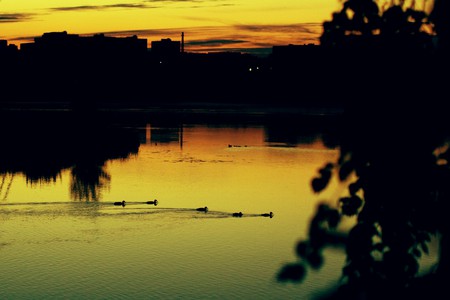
left=0, top=0, right=341, bottom=53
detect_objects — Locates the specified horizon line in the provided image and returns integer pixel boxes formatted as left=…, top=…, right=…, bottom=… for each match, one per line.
left=0, top=23, right=323, bottom=55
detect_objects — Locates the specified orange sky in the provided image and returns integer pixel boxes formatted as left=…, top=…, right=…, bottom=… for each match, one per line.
left=1, top=0, right=341, bottom=54
left=0, top=1, right=433, bottom=54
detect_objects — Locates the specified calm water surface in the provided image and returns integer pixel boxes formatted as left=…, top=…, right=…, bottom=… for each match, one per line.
left=0, top=111, right=436, bottom=299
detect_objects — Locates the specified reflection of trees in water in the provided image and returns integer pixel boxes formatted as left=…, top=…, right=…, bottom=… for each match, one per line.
left=70, top=164, right=111, bottom=201
left=0, top=173, right=15, bottom=201
left=0, top=112, right=139, bottom=201
left=264, top=115, right=341, bottom=148
left=278, top=1, right=450, bottom=299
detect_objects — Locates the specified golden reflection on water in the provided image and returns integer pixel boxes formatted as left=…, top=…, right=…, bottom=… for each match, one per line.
left=7, top=122, right=435, bottom=298
left=1, top=123, right=341, bottom=254
left=106, top=125, right=339, bottom=217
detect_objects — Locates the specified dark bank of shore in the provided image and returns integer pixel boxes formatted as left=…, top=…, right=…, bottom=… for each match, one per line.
left=0, top=101, right=345, bottom=126
left=0, top=101, right=344, bottom=180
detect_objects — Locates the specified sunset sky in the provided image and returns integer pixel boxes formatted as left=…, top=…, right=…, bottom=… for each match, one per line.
left=0, top=0, right=342, bottom=55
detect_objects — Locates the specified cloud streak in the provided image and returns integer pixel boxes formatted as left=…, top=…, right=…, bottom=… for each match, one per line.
left=0, top=13, right=33, bottom=23
left=50, top=0, right=230, bottom=12
left=80, top=23, right=322, bottom=54
left=234, top=23, right=322, bottom=35
left=50, top=3, right=150, bottom=12
left=186, top=39, right=246, bottom=46
left=81, top=23, right=322, bottom=42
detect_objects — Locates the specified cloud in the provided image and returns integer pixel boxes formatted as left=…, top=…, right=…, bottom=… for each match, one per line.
left=7, top=35, right=38, bottom=42
left=0, top=13, right=33, bottom=23
left=50, top=0, right=229, bottom=12
left=142, top=0, right=220, bottom=3
left=234, top=23, right=322, bottom=35
left=86, top=28, right=184, bottom=37
left=79, top=23, right=321, bottom=45
left=7, top=23, right=321, bottom=55
left=186, top=39, right=246, bottom=46
left=50, top=3, right=150, bottom=12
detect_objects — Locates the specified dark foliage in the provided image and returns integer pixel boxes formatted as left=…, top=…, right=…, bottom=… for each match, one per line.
left=278, top=1, right=450, bottom=299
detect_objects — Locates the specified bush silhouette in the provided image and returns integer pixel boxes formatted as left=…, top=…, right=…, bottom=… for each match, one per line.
left=278, top=1, right=450, bottom=299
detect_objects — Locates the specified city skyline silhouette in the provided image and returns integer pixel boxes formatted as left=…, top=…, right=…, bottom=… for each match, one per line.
left=0, top=0, right=338, bottom=55
left=0, top=29, right=333, bottom=108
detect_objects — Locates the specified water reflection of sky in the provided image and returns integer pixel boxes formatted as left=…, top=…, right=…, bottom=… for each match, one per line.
left=0, top=121, right=438, bottom=299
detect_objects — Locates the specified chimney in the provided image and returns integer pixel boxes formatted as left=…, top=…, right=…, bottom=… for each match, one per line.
left=181, top=32, right=184, bottom=53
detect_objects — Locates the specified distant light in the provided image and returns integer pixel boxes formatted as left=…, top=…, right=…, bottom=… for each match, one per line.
left=160, top=61, right=162, bottom=64
left=249, top=68, right=252, bottom=72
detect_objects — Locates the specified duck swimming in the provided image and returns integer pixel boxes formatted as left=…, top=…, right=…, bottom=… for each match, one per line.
left=232, top=212, right=243, bottom=217
left=146, top=199, right=158, bottom=206
left=114, top=200, right=126, bottom=207
left=196, top=206, right=208, bottom=212
left=261, top=212, right=273, bottom=218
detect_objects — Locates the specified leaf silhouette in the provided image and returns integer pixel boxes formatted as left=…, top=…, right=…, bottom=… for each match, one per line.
left=339, top=160, right=354, bottom=181
left=340, top=195, right=364, bottom=216
left=277, top=263, right=306, bottom=283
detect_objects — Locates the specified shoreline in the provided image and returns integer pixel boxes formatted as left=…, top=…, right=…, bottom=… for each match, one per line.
left=0, top=101, right=345, bottom=116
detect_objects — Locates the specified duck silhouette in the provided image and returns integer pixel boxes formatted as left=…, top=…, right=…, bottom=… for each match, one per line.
left=114, top=200, right=126, bottom=207
left=232, top=212, right=243, bottom=217
left=261, top=212, right=273, bottom=218
left=196, top=206, right=208, bottom=212
left=146, top=199, right=158, bottom=206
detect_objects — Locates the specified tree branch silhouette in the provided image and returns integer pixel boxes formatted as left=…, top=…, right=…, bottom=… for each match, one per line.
left=278, top=1, right=450, bottom=299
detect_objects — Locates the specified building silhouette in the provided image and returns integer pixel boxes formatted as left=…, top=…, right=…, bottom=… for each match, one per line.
left=20, top=31, right=147, bottom=58
left=0, top=39, right=18, bottom=57
left=1, top=30, right=337, bottom=106
left=151, top=38, right=181, bottom=61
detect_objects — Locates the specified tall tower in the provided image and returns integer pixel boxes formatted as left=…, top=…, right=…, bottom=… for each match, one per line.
left=181, top=32, right=185, bottom=53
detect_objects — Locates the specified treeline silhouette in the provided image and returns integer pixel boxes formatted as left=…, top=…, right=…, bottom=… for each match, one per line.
left=277, top=1, right=450, bottom=299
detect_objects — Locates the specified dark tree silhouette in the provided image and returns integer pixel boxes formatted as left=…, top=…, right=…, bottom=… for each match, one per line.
left=278, top=1, right=450, bottom=299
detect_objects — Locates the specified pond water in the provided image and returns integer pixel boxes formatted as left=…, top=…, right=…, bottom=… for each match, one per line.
left=0, top=110, right=436, bottom=299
